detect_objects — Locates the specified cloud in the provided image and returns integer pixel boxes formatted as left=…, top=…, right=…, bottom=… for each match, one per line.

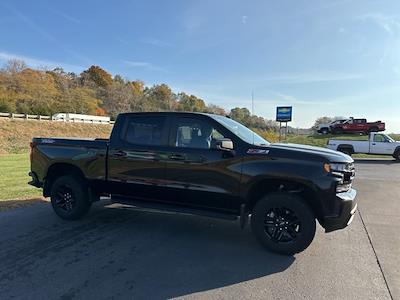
left=249, top=71, right=366, bottom=85
left=2, top=3, right=56, bottom=43
left=0, top=51, right=84, bottom=73
left=0, top=3, right=90, bottom=64
left=358, top=13, right=400, bottom=35
left=50, top=9, right=81, bottom=24
left=123, top=60, right=167, bottom=72
left=142, top=38, right=172, bottom=48
left=242, top=16, right=248, bottom=24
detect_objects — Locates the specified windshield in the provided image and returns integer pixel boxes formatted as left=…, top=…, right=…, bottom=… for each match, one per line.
left=210, top=115, right=270, bottom=146
left=385, top=134, right=395, bottom=142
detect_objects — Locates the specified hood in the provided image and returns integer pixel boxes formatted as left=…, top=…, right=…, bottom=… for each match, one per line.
left=269, top=143, right=353, bottom=163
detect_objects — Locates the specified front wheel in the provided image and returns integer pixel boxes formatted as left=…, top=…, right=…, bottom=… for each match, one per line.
left=321, top=128, right=329, bottom=135
left=395, top=151, right=400, bottom=162
left=251, top=193, right=316, bottom=255
left=50, top=175, right=92, bottom=220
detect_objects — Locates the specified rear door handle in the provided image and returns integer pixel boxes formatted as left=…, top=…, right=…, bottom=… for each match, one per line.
left=169, top=154, right=185, bottom=161
left=113, top=150, right=127, bottom=157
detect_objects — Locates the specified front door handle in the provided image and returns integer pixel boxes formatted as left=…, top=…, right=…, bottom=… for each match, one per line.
left=169, top=154, right=185, bottom=161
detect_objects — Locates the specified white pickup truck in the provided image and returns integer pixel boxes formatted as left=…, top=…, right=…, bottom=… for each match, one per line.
left=327, top=132, right=400, bottom=161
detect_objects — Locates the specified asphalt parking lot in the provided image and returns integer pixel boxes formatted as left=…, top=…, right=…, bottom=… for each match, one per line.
left=0, top=160, right=398, bottom=300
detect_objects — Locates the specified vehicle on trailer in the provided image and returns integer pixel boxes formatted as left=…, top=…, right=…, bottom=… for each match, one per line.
left=331, top=118, right=385, bottom=135
left=317, top=119, right=349, bottom=134
left=28, top=112, right=357, bottom=255
left=327, top=132, right=400, bottom=161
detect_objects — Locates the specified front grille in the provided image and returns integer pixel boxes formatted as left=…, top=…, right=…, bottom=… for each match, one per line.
left=343, top=163, right=355, bottom=184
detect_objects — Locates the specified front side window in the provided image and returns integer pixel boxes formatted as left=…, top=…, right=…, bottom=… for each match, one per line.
left=122, top=116, right=166, bottom=146
left=174, top=118, right=225, bottom=149
left=373, top=134, right=392, bottom=143
left=373, top=134, right=387, bottom=143
left=210, top=114, right=270, bottom=146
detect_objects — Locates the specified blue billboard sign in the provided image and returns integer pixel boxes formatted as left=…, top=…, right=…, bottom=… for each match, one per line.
left=276, top=106, right=292, bottom=122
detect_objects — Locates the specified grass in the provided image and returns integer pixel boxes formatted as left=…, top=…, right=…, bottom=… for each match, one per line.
left=0, top=119, right=112, bottom=154
left=0, top=153, right=42, bottom=201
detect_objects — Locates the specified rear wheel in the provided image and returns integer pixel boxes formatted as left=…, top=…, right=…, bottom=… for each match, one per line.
left=338, top=148, right=352, bottom=156
left=50, top=175, right=91, bottom=220
left=251, top=193, right=316, bottom=255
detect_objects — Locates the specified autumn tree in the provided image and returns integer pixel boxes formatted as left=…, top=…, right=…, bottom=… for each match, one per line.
left=145, top=84, right=176, bottom=111
left=177, top=92, right=206, bottom=112
left=0, top=59, right=278, bottom=133
left=81, top=65, right=113, bottom=89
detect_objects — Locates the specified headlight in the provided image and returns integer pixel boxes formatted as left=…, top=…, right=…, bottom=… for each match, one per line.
left=330, top=163, right=348, bottom=172
left=323, top=163, right=352, bottom=173
left=323, top=162, right=355, bottom=193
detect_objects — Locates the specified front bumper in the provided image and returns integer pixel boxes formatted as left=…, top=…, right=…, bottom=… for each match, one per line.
left=324, top=188, right=357, bottom=233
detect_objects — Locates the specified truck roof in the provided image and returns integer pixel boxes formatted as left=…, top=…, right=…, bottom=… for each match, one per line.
left=118, top=111, right=226, bottom=118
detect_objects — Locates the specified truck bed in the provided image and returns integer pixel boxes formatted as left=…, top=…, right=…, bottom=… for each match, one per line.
left=30, top=137, right=109, bottom=190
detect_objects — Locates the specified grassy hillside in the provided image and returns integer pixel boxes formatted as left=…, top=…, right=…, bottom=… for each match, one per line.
left=0, top=119, right=112, bottom=154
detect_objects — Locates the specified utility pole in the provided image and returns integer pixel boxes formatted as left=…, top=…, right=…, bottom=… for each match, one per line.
left=251, top=90, right=254, bottom=115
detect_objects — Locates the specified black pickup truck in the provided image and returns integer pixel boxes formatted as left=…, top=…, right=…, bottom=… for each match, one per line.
left=29, top=112, right=357, bottom=255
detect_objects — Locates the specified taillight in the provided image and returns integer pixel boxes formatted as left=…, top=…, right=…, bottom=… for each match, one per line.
left=29, top=141, right=36, bottom=161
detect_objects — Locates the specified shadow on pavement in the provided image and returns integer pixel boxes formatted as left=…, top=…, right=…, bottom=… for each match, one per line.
left=0, top=201, right=295, bottom=299
left=354, top=159, right=397, bottom=165
left=0, top=197, right=46, bottom=212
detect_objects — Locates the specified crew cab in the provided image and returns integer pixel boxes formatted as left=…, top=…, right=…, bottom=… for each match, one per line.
left=331, top=118, right=385, bottom=134
left=29, top=112, right=357, bottom=255
left=327, top=132, right=400, bottom=161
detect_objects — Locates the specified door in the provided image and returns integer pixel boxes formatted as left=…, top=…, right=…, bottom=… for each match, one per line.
left=370, top=134, right=395, bottom=154
left=108, top=115, right=170, bottom=201
left=163, top=116, right=242, bottom=212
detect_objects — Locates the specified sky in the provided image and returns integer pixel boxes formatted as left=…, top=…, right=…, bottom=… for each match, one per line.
left=1, top=0, right=400, bottom=132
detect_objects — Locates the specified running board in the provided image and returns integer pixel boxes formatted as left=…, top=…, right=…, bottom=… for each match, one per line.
left=111, top=197, right=239, bottom=221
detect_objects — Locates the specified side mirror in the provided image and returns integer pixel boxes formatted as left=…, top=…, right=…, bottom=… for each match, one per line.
left=215, top=138, right=234, bottom=151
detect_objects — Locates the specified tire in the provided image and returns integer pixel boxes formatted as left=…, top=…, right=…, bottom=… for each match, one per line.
left=395, top=151, right=400, bottom=162
left=50, top=175, right=91, bottom=220
left=321, top=128, right=329, bottom=135
left=251, top=193, right=316, bottom=255
left=338, top=148, right=352, bottom=156
left=332, top=128, right=342, bottom=135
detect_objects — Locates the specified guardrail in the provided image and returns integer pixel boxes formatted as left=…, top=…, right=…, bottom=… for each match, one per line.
left=0, top=112, right=115, bottom=124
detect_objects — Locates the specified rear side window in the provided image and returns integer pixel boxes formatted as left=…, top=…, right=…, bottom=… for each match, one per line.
left=122, top=116, right=166, bottom=146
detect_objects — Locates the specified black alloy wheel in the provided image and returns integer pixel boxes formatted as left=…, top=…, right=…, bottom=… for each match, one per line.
left=50, top=175, right=91, bottom=220
left=251, top=193, right=316, bottom=255
left=263, top=207, right=301, bottom=243
left=53, top=185, right=76, bottom=212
